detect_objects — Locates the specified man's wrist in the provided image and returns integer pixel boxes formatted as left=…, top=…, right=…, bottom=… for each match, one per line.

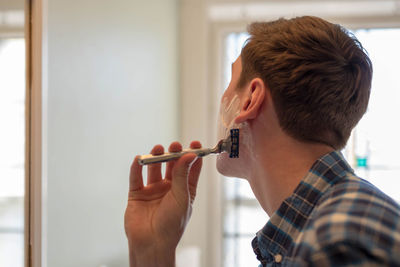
left=129, top=241, right=176, bottom=267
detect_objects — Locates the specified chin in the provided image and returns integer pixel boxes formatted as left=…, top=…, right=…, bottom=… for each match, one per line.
left=216, top=153, right=243, bottom=178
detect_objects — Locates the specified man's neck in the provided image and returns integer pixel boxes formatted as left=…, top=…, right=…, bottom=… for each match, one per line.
left=247, top=136, right=334, bottom=216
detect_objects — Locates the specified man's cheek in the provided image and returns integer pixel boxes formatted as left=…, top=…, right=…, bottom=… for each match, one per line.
left=217, top=95, right=241, bottom=140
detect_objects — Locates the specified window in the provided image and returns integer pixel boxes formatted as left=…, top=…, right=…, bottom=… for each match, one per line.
left=348, top=28, right=400, bottom=202
left=0, top=38, right=26, bottom=267
left=222, top=32, right=265, bottom=267
left=222, top=28, right=400, bottom=267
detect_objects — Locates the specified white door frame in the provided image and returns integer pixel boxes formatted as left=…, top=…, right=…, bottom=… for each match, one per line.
left=25, top=0, right=47, bottom=266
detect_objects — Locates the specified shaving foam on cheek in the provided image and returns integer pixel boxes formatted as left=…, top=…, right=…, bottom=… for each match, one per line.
left=217, top=94, right=253, bottom=159
left=216, top=94, right=256, bottom=177
left=217, top=94, right=241, bottom=141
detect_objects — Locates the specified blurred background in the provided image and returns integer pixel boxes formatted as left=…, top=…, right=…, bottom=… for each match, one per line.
left=0, top=0, right=399, bottom=266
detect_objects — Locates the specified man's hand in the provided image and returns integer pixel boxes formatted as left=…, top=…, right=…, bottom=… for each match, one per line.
left=124, top=141, right=203, bottom=267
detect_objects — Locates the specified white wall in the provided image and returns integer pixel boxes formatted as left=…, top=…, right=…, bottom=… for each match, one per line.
left=178, top=1, right=222, bottom=267
left=45, top=0, right=178, bottom=266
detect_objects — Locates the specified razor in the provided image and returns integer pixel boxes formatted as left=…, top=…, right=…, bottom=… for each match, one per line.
left=138, top=129, right=239, bottom=165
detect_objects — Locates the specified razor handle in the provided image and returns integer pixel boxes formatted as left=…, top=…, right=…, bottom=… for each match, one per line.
left=138, top=148, right=212, bottom=165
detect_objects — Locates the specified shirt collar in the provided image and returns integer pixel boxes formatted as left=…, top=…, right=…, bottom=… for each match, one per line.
left=252, top=150, right=354, bottom=263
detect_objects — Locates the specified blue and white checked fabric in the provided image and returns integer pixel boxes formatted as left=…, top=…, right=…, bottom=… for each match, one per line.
left=252, top=151, right=400, bottom=266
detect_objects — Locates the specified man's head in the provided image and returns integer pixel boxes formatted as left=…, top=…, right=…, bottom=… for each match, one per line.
left=217, top=16, right=372, bottom=177
left=237, top=16, right=372, bottom=150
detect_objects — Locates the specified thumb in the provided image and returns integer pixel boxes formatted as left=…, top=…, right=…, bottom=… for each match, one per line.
left=171, top=153, right=197, bottom=207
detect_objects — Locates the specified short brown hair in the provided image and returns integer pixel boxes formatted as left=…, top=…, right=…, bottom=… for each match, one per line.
left=239, top=16, right=372, bottom=149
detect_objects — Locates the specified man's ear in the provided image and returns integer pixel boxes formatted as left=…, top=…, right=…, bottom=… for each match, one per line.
left=235, top=78, right=266, bottom=124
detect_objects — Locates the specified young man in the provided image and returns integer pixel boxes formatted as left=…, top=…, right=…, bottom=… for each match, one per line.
left=125, top=16, right=400, bottom=266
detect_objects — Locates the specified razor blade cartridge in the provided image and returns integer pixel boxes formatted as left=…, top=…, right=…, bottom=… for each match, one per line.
left=229, top=128, right=239, bottom=158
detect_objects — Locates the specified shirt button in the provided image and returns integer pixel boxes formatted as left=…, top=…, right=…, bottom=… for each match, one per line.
left=274, top=254, right=282, bottom=263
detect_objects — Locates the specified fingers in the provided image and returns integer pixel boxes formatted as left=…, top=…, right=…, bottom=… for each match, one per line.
left=147, top=145, right=164, bottom=184
left=165, top=141, right=200, bottom=181
left=188, top=141, right=203, bottom=203
left=171, top=153, right=198, bottom=207
left=143, top=141, right=202, bottom=187
left=165, top=142, right=182, bottom=180
left=129, top=156, right=144, bottom=192
left=189, top=141, right=201, bottom=150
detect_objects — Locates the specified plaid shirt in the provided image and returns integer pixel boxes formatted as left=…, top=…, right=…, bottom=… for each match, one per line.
left=252, top=151, right=400, bottom=266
